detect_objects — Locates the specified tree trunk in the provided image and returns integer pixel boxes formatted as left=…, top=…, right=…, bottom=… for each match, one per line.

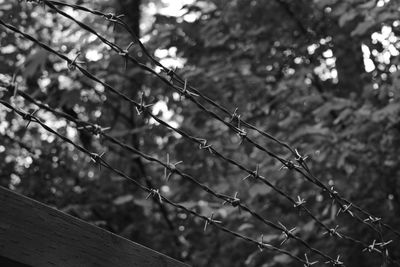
left=114, top=0, right=183, bottom=259
left=330, top=21, right=365, bottom=97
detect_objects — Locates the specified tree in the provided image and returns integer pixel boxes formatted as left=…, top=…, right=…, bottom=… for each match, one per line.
left=0, top=0, right=399, bottom=266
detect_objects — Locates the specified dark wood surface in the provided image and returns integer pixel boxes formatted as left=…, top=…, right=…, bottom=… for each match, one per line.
left=0, top=255, right=31, bottom=267
left=0, top=186, right=189, bottom=267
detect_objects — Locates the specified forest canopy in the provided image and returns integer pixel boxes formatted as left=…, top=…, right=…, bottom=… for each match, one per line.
left=0, top=0, right=400, bottom=266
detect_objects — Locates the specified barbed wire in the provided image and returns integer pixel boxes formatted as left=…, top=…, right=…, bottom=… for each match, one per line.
left=3, top=88, right=400, bottom=266
left=1, top=16, right=398, bottom=265
left=0, top=19, right=354, bottom=250
left=271, top=0, right=400, bottom=241
left=2, top=2, right=400, bottom=265
left=43, top=0, right=296, bottom=155
left=2, top=81, right=363, bottom=265
left=0, top=99, right=313, bottom=266
left=37, top=0, right=400, bottom=243
left=27, top=0, right=400, bottom=246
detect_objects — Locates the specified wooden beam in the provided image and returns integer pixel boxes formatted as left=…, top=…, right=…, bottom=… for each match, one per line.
left=0, top=186, right=189, bottom=267
left=0, top=255, right=31, bottom=267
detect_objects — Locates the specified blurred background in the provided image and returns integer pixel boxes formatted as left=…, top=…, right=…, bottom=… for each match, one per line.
left=0, top=0, right=399, bottom=266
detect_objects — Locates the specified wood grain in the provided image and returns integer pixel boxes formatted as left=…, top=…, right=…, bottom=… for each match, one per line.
left=0, top=186, right=189, bottom=267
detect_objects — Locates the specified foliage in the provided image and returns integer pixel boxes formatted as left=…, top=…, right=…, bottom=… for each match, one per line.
left=0, top=0, right=399, bottom=266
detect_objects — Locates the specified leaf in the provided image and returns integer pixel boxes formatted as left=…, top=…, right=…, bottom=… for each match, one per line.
left=238, top=223, right=254, bottom=231
left=377, top=12, right=398, bottom=23
left=179, top=201, right=198, bottom=209
left=0, top=2, right=12, bottom=10
left=351, top=20, right=375, bottom=36
left=303, top=220, right=316, bottom=232
left=312, top=98, right=352, bottom=118
left=358, top=0, right=376, bottom=9
left=301, top=221, right=316, bottom=239
left=371, top=103, right=400, bottom=122
left=333, top=108, right=353, bottom=125
left=292, top=95, right=323, bottom=106
left=59, top=90, right=82, bottom=106
left=292, top=124, right=331, bottom=140
left=113, top=194, right=134, bottom=205
left=23, top=49, right=48, bottom=78
left=273, top=254, right=292, bottom=264
left=314, top=0, right=339, bottom=9
left=338, top=11, right=357, bottom=27
left=278, top=111, right=301, bottom=128
left=337, top=150, right=349, bottom=168
left=133, top=199, right=152, bottom=210
left=248, top=184, right=270, bottom=197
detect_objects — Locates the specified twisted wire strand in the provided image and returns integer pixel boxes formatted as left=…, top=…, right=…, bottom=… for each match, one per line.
left=6, top=84, right=362, bottom=265
left=39, top=0, right=400, bottom=242
left=0, top=99, right=310, bottom=266
left=37, top=3, right=400, bottom=253
left=1, top=18, right=398, bottom=265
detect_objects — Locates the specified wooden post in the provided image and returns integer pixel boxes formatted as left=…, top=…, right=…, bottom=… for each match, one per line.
left=0, top=186, right=189, bottom=267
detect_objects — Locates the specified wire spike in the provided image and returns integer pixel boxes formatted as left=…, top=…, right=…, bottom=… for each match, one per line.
left=67, top=51, right=84, bottom=70
left=303, top=254, right=318, bottom=267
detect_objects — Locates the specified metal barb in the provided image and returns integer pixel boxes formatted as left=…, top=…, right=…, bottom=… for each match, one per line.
left=377, top=240, right=393, bottom=248
left=278, top=221, right=296, bottom=245
left=280, top=160, right=299, bottom=171
left=164, top=153, right=182, bottom=182
left=204, top=213, right=222, bottom=232
left=303, top=254, right=318, bottom=267
left=22, top=109, right=39, bottom=129
left=146, top=188, right=162, bottom=203
left=135, top=92, right=154, bottom=115
left=103, top=13, right=124, bottom=22
left=197, top=138, right=213, bottom=153
left=243, top=164, right=259, bottom=181
left=323, top=225, right=342, bottom=239
left=294, top=195, right=306, bottom=207
left=78, top=124, right=111, bottom=136
left=364, top=216, right=381, bottom=224
left=118, top=42, right=134, bottom=70
left=337, top=203, right=354, bottom=217
left=90, top=151, right=105, bottom=171
left=179, top=79, right=199, bottom=100
left=237, top=128, right=247, bottom=145
left=67, top=52, right=84, bottom=70
left=295, top=148, right=309, bottom=163
left=163, top=67, right=176, bottom=82
left=223, top=192, right=240, bottom=207
left=230, top=108, right=239, bottom=123
left=363, top=239, right=377, bottom=253
left=258, top=234, right=264, bottom=251
left=325, top=255, right=343, bottom=266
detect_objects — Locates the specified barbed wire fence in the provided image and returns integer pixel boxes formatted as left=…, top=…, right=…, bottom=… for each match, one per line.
left=0, top=1, right=399, bottom=266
